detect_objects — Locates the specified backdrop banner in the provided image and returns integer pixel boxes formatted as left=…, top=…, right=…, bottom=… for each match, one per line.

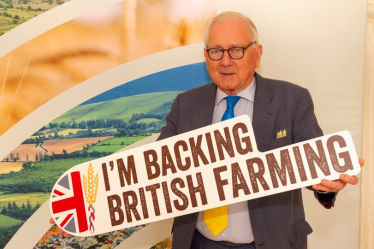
left=50, top=115, right=361, bottom=236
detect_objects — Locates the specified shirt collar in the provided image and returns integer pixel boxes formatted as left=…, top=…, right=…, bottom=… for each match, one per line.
left=215, top=76, right=256, bottom=105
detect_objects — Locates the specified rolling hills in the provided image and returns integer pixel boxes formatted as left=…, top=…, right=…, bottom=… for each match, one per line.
left=0, top=214, right=22, bottom=228
left=52, top=91, right=180, bottom=124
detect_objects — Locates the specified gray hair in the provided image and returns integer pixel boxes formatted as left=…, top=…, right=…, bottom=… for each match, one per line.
left=204, top=11, right=259, bottom=46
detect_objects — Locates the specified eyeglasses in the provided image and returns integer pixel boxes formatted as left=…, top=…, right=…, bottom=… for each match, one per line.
left=205, top=42, right=256, bottom=61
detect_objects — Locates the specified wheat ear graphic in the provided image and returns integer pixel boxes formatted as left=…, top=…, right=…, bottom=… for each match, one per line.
left=83, top=163, right=99, bottom=233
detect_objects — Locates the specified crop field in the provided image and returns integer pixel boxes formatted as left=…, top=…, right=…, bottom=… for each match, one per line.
left=87, top=144, right=124, bottom=153
left=58, top=128, right=87, bottom=136
left=42, top=136, right=112, bottom=154
left=87, top=136, right=147, bottom=153
left=0, top=146, right=99, bottom=249
left=3, top=144, right=43, bottom=162
left=39, top=129, right=51, bottom=134
left=137, top=118, right=160, bottom=124
left=0, top=162, right=23, bottom=174
left=0, top=0, right=70, bottom=35
left=0, top=192, right=49, bottom=208
left=56, top=128, right=104, bottom=136
left=52, top=92, right=179, bottom=124
left=29, top=128, right=85, bottom=138
left=0, top=214, right=23, bottom=227
left=0, top=158, right=96, bottom=194
left=0, top=9, right=42, bottom=33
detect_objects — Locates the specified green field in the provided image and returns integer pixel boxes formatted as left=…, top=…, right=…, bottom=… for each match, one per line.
left=104, top=128, right=117, bottom=133
left=30, top=128, right=106, bottom=139
left=137, top=118, right=160, bottom=124
left=0, top=192, right=49, bottom=209
left=87, top=136, right=147, bottom=153
left=0, top=8, right=43, bottom=34
left=0, top=214, right=23, bottom=227
left=0, top=0, right=70, bottom=35
left=0, top=157, right=97, bottom=194
left=57, top=128, right=104, bottom=136
left=56, top=128, right=85, bottom=136
left=30, top=128, right=85, bottom=138
left=52, top=92, right=179, bottom=124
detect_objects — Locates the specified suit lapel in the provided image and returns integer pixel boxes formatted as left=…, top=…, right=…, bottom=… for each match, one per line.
left=190, top=78, right=277, bottom=152
left=192, top=83, right=217, bottom=130
left=252, top=73, right=278, bottom=152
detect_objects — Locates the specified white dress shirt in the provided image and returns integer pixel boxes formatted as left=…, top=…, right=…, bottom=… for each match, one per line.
left=196, top=77, right=256, bottom=243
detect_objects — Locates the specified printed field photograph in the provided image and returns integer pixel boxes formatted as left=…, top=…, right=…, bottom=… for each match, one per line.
left=0, top=214, right=23, bottom=227
left=0, top=0, right=71, bottom=36
left=3, top=143, right=44, bottom=162
left=28, top=128, right=105, bottom=139
left=87, top=136, right=148, bottom=153
left=0, top=62, right=214, bottom=249
left=0, top=0, right=215, bottom=135
left=0, top=61, right=212, bottom=248
left=0, top=161, right=23, bottom=173
left=0, top=0, right=216, bottom=247
left=52, top=92, right=179, bottom=124
left=42, top=136, right=113, bottom=154
left=0, top=192, right=49, bottom=207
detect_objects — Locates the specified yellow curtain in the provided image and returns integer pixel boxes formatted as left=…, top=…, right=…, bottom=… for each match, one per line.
left=360, top=1, right=374, bottom=248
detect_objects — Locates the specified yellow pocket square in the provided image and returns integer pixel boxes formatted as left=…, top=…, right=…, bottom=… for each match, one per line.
left=276, top=129, right=287, bottom=139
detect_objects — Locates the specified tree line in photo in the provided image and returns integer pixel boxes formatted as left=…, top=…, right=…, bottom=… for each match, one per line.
left=1, top=112, right=168, bottom=193
left=0, top=157, right=97, bottom=247
left=0, top=104, right=171, bottom=246
left=0, top=199, right=42, bottom=248
left=1, top=200, right=40, bottom=220
left=23, top=113, right=167, bottom=144
left=21, top=150, right=110, bottom=165
left=4, top=144, right=112, bottom=163
left=0, top=224, right=22, bottom=248
left=0, top=0, right=67, bottom=36
left=0, top=157, right=97, bottom=194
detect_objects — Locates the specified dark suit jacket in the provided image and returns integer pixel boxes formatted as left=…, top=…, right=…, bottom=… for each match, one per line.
left=158, top=73, right=324, bottom=249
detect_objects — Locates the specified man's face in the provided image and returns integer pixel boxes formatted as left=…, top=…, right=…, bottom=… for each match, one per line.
left=204, top=19, right=263, bottom=95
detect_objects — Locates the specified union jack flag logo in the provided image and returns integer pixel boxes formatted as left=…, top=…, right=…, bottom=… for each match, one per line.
left=51, top=171, right=89, bottom=233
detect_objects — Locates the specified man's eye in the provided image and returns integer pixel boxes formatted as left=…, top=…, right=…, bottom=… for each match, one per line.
left=231, top=48, right=242, bottom=53
left=211, top=49, right=221, bottom=54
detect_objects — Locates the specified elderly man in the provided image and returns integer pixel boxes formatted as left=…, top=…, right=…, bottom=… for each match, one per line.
left=158, top=11, right=361, bottom=249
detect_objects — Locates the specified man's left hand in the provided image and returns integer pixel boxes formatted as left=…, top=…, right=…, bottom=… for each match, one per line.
left=312, top=158, right=365, bottom=192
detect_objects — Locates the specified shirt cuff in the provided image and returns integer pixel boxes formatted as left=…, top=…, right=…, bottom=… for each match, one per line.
left=314, top=191, right=336, bottom=209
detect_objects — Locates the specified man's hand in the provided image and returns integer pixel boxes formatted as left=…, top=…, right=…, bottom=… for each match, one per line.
left=312, top=158, right=365, bottom=192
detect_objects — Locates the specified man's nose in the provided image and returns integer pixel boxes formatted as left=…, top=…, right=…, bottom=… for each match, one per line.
left=220, top=50, right=233, bottom=66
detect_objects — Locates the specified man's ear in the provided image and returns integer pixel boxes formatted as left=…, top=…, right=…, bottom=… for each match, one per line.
left=204, top=48, right=209, bottom=62
left=204, top=48, right=210, bottom=70
left=255, top=44, right=263, bottom=68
